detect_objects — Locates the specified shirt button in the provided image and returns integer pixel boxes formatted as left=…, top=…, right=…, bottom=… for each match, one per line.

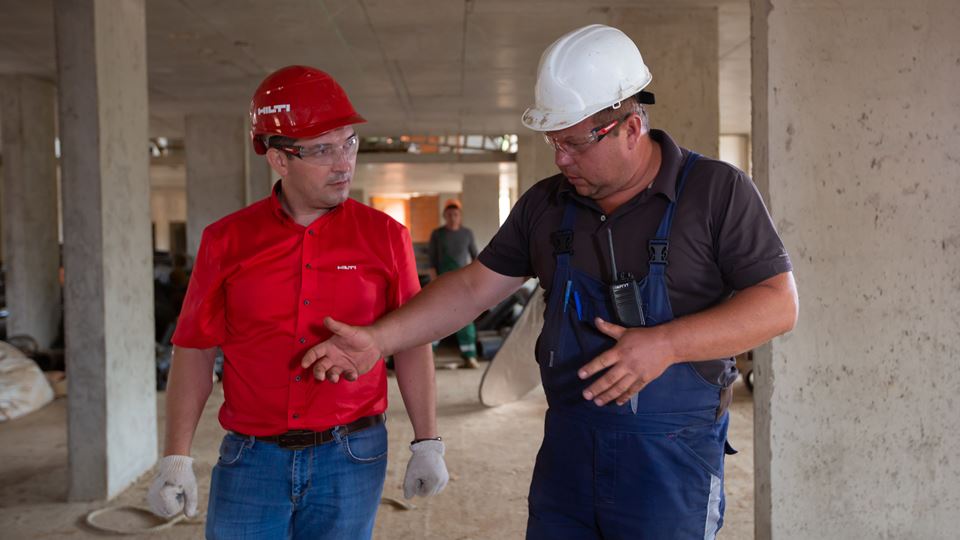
left=308, top=230, right=315, bottom=236
left=600, top=215, right=607, bottom=222
left=299, top=337, right=306, bottom=344
left=295, top=375, right=302, bottom=382
left=305, top=263, right=312, bottom=269
left=303, top=299, right=310, bottom=305
left=292, top=413, right=300, bottom=419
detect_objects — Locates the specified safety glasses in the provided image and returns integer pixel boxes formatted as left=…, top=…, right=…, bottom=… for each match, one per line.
left=543, top=113, right=633, bottom=155
left=272, top=133, right=359, bottom=165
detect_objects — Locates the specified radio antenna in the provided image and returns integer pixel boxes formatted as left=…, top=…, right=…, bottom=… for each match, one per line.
left=607, top=229, right=618, bottom=281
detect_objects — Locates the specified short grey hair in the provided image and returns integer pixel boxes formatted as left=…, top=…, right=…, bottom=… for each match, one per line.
left=590, top=95, right=649, bottom=135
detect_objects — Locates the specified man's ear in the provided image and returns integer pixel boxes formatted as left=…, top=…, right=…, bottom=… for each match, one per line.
left=265, top=148, right=289, bottom=178
left=624, top=113, right=644, bottom=150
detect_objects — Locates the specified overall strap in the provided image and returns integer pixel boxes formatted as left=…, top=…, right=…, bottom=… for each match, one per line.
left=551, top=198, right=578, bottom=269
left=648, top=151, right=701, bottom=270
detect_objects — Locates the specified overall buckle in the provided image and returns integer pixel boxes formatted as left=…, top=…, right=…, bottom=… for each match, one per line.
left=648, top=240, right=669, bottom=265
left=551, top=230, right=574, bottom=256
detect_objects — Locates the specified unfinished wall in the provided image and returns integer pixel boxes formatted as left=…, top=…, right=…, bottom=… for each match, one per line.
left=0, top=76, right=61, bottom=347
left=185, top=114, right=245, bottom=256
left=461, top=173, right=500, bottom=251
left=55, top=0, right=156, bottom=500
left=612, top=7, right=720, bottom=157
left=516, top=134, right=558, bottom=195
left=753, top=0, right=960, bottom=537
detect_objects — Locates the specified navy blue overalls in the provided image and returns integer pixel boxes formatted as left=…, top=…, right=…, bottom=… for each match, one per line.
left=527, top=153, right=734, bottom=540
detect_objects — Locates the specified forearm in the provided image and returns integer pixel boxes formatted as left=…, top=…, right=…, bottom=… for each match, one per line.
left=660, top=272, right=798, bottom=363
left=374, top=261, right=525, bottom=356
left=163, top=347, right=217, bottom=456
left=393, top=344, right=438, bottom=440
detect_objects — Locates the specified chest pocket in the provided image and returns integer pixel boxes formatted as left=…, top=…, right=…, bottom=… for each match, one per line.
left=314, top=265, right=388, bottom=327
left=536, top=267, right=616, bottom=368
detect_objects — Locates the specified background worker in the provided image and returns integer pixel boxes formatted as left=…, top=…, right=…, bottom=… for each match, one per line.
left=147, top=65, right=448, bottom=539
left=302, top=24, right=798, bottom=540
left=427, top=199, right=479, bottom=367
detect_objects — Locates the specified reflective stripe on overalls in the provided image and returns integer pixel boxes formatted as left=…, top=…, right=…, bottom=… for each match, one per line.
left=527, top=152, right=735, bottom=540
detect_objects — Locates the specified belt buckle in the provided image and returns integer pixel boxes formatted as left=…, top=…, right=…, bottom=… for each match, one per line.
left=277, top=431, right=312, bottom=450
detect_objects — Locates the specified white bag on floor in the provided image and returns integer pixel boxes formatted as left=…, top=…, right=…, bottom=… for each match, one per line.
left=0, top=341, right=54, bottom=422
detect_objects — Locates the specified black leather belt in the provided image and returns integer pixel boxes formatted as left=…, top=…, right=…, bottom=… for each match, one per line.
left=236, top=414, right=385, bottom=450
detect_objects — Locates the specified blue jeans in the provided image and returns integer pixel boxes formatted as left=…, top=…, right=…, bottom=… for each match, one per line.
left=205, top=423, right=388, bottom=539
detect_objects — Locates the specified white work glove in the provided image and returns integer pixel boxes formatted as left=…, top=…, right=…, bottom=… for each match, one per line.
left=147, top=455, right=198, bottom=518
left=403, top=440, right=449, bottom=499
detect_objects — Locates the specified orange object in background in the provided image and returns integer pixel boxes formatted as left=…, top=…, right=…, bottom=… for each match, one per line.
left=369, top=196, right=410, bottom=229
left=409, top=195, right=440, bottom=243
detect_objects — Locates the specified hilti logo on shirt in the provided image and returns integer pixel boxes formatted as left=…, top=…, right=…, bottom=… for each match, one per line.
left=337, top=265, right=357, bottom=270
left=257, top=104, right=291, bottom=115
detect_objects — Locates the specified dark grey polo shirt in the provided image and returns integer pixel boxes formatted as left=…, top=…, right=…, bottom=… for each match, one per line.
left=478, top=129, right=792, bottom=386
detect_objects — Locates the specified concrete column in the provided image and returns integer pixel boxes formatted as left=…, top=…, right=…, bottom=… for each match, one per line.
left=611, top=7, right=719, bottom=157
left=0, top=76, right=60, bottom=347
left=719, top=134, right=751, bottom=176
left=460, top=174, right=499, bottom=251
left=753, top=1, right=960, bottom=538
left=516, top=134, right=557, bottom=195
left=185, top=115, right=245, bottom=255
left=55, top=0, right=155, bottom=500
left=0, top=146, right=3, bottom=258
left=0, top=156, right=3, bottom=259
left=245, top=118, right=272, bottom=205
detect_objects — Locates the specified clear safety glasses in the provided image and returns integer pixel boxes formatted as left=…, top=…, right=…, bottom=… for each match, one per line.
left=273, top=133, right=360, bottom=165
left=543, top=113, right=633, bottom=155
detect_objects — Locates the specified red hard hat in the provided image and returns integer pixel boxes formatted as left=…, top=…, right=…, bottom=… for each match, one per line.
left=249, top=65, right=366, bottom=155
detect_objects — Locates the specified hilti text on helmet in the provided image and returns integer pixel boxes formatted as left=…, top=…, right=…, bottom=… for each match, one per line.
left=257, top=104, right=291, bottom=115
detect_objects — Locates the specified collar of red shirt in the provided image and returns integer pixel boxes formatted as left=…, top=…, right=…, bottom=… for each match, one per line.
left=268, top=180, right=344, bottom=229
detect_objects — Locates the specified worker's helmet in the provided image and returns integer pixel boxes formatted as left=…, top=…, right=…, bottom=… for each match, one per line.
left=521, top=24, right=654, bottom=132
left=443, top=198, right=462, bottom=211
left=249, top=65, right=366, bottom=155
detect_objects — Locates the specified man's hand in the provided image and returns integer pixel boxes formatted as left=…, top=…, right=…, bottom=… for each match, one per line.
left=147, top=455, right=198, bottom=519
left=403, top=440, right=449, bottom=499
left=301, top=317, right=383, bottom=383
left=577, top=318, right=676, bottom=407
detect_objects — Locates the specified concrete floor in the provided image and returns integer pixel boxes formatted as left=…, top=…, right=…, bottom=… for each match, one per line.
left=0, top=356, right=754, bottom=539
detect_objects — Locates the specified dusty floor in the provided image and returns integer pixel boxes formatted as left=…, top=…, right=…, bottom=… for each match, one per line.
left=0, top=356, right=754, bottom=539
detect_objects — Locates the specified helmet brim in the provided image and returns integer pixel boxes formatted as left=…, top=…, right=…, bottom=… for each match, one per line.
left=521, top=89, right=656, bottom=133
left=521, top=107, right=592, bottom=132
left=292, top=113, right=367, bottom=141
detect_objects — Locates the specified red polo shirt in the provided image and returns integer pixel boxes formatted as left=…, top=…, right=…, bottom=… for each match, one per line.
left=172, top=185, right=420, bottom=436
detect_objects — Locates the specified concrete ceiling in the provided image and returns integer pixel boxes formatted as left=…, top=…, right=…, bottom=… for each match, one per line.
left=0, top=0, right=751, bottom=139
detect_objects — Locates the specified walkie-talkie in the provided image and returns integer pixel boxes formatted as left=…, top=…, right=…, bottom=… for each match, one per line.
left=607, top=229, right=645, bottom=327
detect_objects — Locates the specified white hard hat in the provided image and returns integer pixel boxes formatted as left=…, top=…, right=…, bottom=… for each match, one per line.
left=521, top=24, right=654, bottom=132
